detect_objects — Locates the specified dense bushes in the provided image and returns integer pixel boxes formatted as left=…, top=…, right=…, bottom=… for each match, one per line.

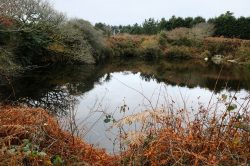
left=106, top=35, right=142, bottom=57
left=164, top=46, right=199, bottom=59
left=203, top=37, right=250, bottom=58
left=140, top=39, right=163, bottom=59
left=57, top=19, right=106, bottom=63
left=107, top=35, right=164, bottom=59
left=0, top=0, right=107, bottom=75
left=107, top=32, right=250, bottom=63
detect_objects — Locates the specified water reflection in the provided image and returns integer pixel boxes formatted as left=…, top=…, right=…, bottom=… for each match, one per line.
left=0, top=59, right=249, bottom=115
left=0, top=59, right=250, bottom=152
left=76, top=71, right=249, bottom=152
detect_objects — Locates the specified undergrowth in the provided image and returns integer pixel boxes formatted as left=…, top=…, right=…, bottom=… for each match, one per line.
left=0, top=92, right=250, bottom=165
left=0, top=107, right=117, bottom=166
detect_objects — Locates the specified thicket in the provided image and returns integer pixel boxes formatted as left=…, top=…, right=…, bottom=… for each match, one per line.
left=107, top=26, right=250, bottom=63
left=0, top=0, right=106, bottom=75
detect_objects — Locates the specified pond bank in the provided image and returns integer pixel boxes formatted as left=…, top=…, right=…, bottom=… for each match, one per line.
left=0, top=106, right=116, bottom=165
left=1, top=105, right=249, bottom=165
left=106, top=35, right=250, bottom=66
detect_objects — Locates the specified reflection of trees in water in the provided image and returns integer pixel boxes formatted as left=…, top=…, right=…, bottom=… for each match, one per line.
left=0, top=60, right=250, bottom=115
left=16, top=87, right=78, bottom=115
left=0, top=65, right=105, bottom=115
left=102, top=59, right=250, bottom=92
left=140, top=73, right=157, bottom=82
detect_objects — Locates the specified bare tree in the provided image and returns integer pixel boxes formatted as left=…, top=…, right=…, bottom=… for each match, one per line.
left=0, top=0, right=65, bottom=26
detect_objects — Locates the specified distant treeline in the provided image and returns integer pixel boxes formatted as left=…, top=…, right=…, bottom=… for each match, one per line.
left=95, top=11, right=250, bottom=39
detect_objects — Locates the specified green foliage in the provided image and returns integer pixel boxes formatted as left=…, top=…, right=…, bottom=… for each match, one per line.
left=0, top=48, right=20, bottom=75
left=106, top=15, right=206, bottom=35
left=16, top=28, right=52, bottom=65
left=227, top=104, right=237, bottom=111
left=95, top=22, right=112, bottom=36
left=108, top=36, right=141, bottom=57
left=104, top=12, right=249, bottom=39
left=236, top=46, right=250, bottom=62
left=209, top=11, right=250, bottom=39
left=140, top=39, right=163, bottom=59
left=7, top=139, right=48, bottom=160
left=104, top=114, right=116, bottom=123
left=204, top=38, right=241, bottom=56
left=0, top=0, right=108, bottom=76
left=165, top=46, right=196, bottom=59
left=59, top=19, right=105, bottom=63
left=158, top=31, right=168, bottom=46
left=51, top=155, right=64, bottom=166
left=142, top=18, right=158, bottom=35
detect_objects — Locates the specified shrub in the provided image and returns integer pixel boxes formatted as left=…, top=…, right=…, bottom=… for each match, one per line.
left=106, top=35, right=142, bottom=57
left=190, top=23, right=215, bottom=39
left=165, top=23, right=215, bottom=46
left=203, top=37, right=245, bottom=56
left=165, top=27, right=190, bottom=40
left=0, top=49, right=20, bottom=75
left=164, top=46, right=199, bottom=59
left=58, top=19, right=106, bottom=64
left=158, top=31, right=168, bottom=46
left=140, top=39, right=163, bottom=59
left=236, top=46, right=250, bottom=62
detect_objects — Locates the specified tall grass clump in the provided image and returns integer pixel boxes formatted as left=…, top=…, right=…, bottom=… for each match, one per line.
left=106, top=92, right=250, bottom=165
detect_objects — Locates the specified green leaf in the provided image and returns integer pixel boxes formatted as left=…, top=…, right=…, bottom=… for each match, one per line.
left=22, top=139, right=30, bottom=144
left=221, top=94, right=227, bottom=101
left=227, top=104, right=237, bottom=111
left=104, top=118, right=111, bottom=123
left=22, top=146, right=30, bottom=152
left=52, top=155, right=64, bottom=165
left=38, top=152, right=47, bottom=157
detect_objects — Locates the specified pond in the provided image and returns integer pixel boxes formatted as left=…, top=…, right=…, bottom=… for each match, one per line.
left=0, top=59, right=250, bottom=153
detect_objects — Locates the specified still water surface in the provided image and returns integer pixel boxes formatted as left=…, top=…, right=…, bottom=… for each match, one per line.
left=0, top=59, right=249, bottom=152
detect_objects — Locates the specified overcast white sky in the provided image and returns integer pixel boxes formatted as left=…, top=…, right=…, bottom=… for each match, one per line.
left=49, top=0, right=250, bottom=25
